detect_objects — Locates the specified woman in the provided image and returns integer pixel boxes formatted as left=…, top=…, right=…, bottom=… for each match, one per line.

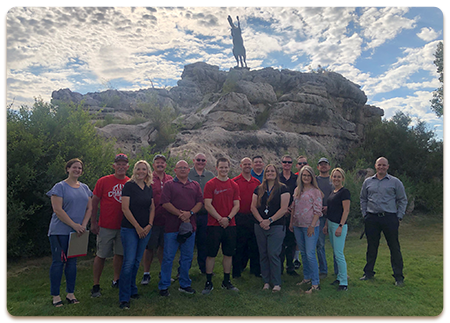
left=119, top=160, right=155, bottom=309
left=46, top=158, right=92, bottom=307
left=323, top=168, right=350, bottom=291
left=251, top=164, right=290, bottom=292
left=290, top=165, right=323, bottom=293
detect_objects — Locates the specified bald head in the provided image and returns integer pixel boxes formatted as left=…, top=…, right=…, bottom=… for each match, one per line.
left=240, top=157, right=252, bottom=175
left=375, top=157, right=389, bottom=179
left=175, top=160, right=190, bottom=181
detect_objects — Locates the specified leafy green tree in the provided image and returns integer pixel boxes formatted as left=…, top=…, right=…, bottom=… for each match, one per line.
left=431, top=41, right=443, bottom=117
left=7, top=99, right=116, bottom=258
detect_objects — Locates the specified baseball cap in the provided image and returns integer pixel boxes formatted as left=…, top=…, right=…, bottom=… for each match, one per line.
left=114, top=153, right=128, bottom=162
left=177, top=222, right=193, bottom=244
left=153, top=154, right=167, bottom=162
left=317, top=157, right=329, bottom=164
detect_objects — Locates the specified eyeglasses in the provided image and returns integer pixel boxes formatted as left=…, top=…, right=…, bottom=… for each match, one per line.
left=196, top=159, right=206, bottom=162
left=282, top=161, right=293, bottom=164
left=297, top=162, right=308, bottom=166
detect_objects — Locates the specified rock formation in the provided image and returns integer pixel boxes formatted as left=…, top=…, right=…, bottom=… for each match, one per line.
left=51, top=62, right=384, bottom=171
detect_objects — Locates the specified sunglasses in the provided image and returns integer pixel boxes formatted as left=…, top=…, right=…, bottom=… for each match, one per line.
left=196, top=159, right=206, bottom=162
left=282, top=161, right=293, bottom=164
left=297, top=162, right=308, bottom=166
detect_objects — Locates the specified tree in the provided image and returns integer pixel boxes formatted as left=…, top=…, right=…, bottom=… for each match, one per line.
left=431, top=41, right=443, bottom=117
left=7, top=99, right=116, bottom=258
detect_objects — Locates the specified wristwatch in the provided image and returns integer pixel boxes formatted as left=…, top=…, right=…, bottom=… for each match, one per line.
left=339, top=224, right=343, bottom=227
left=227, top=216, right=232, bottom=222
left=190, top=211, right=194, bottom=216
left=268, top=217, right=273, bottom=224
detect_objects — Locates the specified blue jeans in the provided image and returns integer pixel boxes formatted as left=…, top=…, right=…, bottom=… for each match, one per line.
left=158, top=231, right=196, bottom=290
left=317, top=217, right=328, bottom=274
left=49, top=235, right=77, bottom=296
left=119, top=227, right=151, bottom=302
left=327, top=221, right=348, bottom=285
left=294, top=226, right=320, bottom=285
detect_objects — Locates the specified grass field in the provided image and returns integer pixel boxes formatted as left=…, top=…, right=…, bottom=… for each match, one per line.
left=7, top=213, right=443, bottom=317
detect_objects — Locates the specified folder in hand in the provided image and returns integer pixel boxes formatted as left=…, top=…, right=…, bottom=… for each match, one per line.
left=67, top=230, right=90, bottom=258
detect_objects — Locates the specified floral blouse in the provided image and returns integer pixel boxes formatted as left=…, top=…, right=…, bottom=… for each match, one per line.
left=291, top=188, right=323, bottom=228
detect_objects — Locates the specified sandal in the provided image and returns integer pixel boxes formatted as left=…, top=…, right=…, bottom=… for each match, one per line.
left=263, top=283, right=270, bottom=290
left=52, top=300, right=64, bottom=307
left=272, top=285, right=281, bottom=293
left=66, top=297, right=80, bottom=304
left=296, top=279, right=311, bottom=286
left=305, top=285, right=320, bottom=294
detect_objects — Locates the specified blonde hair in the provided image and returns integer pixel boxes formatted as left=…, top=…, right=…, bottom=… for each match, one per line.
left=294, top=165, right=322, bottom=198
left=255, top=164, right=286, bottom=207
left=129, top=160, right=153, bottom=186
left=331, top=168, right=345, bottom=183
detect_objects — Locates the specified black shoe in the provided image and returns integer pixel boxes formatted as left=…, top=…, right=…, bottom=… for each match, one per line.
left=111, top=280, right=119, bottom=288
left=159, top=289, right=170, bottom=297
left=330, top=279, right=340, bottom=286
left=202, top=281, right=214, bottom=295
left=91, top=285, right=101, bottom=298
left=286, top=270, right=299, bottom=276
left=119, top=301, right=130, bottom=309
left=293, top=260, right=301, bottom=269
left=141, top=273, right=150, bottom=285
left=360, top=274, right=374, bottom=281
left=338, top=285, right=348, bottom=291
left=221, top=280, right=239, bottom=291
left=130, top=293, right=140, bottom=299
left=179, top=286, right=196, bottom=294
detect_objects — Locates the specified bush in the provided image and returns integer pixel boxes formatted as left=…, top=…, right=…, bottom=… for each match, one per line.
left=7, top=99, right=116, bottom=258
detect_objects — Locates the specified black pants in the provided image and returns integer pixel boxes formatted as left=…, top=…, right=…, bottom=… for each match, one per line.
left=280, top=215, right=296, bottom=273
left=364, top=212, right=404, bottom=281
left=232, top=213, right=260, bottom=276
left=195, top=210, right=208, bottom=273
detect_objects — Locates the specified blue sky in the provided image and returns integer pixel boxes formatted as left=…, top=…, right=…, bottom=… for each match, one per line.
left=4, top=2, right=445, bottom=139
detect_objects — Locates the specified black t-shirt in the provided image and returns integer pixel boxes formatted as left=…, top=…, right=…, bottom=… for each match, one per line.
left=326, top=187, right=351, bottom=224
left=121, top=181, right=153, bottom=229
left=279, top=172, right=297, bottom=204
left=253, top=184, right=290, bottom=226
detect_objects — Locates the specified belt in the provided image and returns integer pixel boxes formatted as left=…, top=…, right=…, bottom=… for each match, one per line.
left=368, top=212, right=396, bottom=217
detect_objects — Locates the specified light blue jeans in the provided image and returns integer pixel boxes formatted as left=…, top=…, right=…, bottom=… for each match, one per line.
left=119, top=227, right=151, bottom=303
left=294, top=226, right=320, bottom=285
left=327, top=220, right=348, bottom=286
left=158, top=231, right=196, bottom=290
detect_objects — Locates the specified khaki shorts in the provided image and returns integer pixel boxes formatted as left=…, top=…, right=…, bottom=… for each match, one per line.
left=96, top=227, right=124, bottom=258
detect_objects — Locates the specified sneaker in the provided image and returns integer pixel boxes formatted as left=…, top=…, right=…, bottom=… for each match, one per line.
left=130, top=293, right=140, bottom=299
left=330, top=279, right=340, bottom=286
left=293, top=260, right=301, bottom=269
left=119, top=301, right=130, bottom=309
left=141, top=274, right=151, bottom=285
left=91, top=285, right=101, bottom=298
left=360, top=274, right=374, bottom=281
left=221, top=281, right=239, bottom=292
left=159, top=289, right=170, bottom=297
left=202, top=281, right=214, bottom=295
left=111, top=280, right=119, bottom=288
left=178, top=286, right=196, bottom=294
left=338, top=285, right=348, bottom=291
left=319, top=273, right=328, bottom=279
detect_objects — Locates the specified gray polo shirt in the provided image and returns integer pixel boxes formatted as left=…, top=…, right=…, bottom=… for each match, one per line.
left=360, top=174, right=408, bottom=219
left=188, top=167, right=215, bottom=193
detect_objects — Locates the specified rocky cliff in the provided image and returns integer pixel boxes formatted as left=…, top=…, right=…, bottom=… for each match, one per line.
left=52, top=62, right=383, bottom=169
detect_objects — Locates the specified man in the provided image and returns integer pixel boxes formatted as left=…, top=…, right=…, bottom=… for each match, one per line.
left=91, top=153, right=130, bottom=297
left=140, top=154, right=173, bottom=285
left=202, top=157, right=240, bottom=295
left=295, top=155, right=308, bottom=175
left=188, top=153, right=215, bottom=274
left=158, top=160, right=204, bottom=296
left=251, top=155, right=265, bottom=183
left=360, top=157, right=408, bottom=286
left=232, top=157, right=261, bottom=278
left=279, top=155, right=299, bottom=276
left=316, top=157, right=333, bottom=279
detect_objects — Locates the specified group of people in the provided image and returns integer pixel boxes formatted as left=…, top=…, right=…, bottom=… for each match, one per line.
left=46, top=152, right=408, bottom=309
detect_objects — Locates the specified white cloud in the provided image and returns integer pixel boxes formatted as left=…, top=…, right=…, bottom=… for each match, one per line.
left=417, top=27, right=439, bottom=42
left=358, top=7, right=417, bottom=50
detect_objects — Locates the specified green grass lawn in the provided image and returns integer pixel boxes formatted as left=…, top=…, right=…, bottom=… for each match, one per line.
left=7, top=214, right=443, bottom=317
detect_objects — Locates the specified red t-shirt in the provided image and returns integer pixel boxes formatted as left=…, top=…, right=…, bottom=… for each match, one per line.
left=93, top=174, right=130, bottom=230
left=232, top=174, right=260, bottom=214
left=203, top=177, right=240, bottom=226
left=151, top=172, right=173, bottom=226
